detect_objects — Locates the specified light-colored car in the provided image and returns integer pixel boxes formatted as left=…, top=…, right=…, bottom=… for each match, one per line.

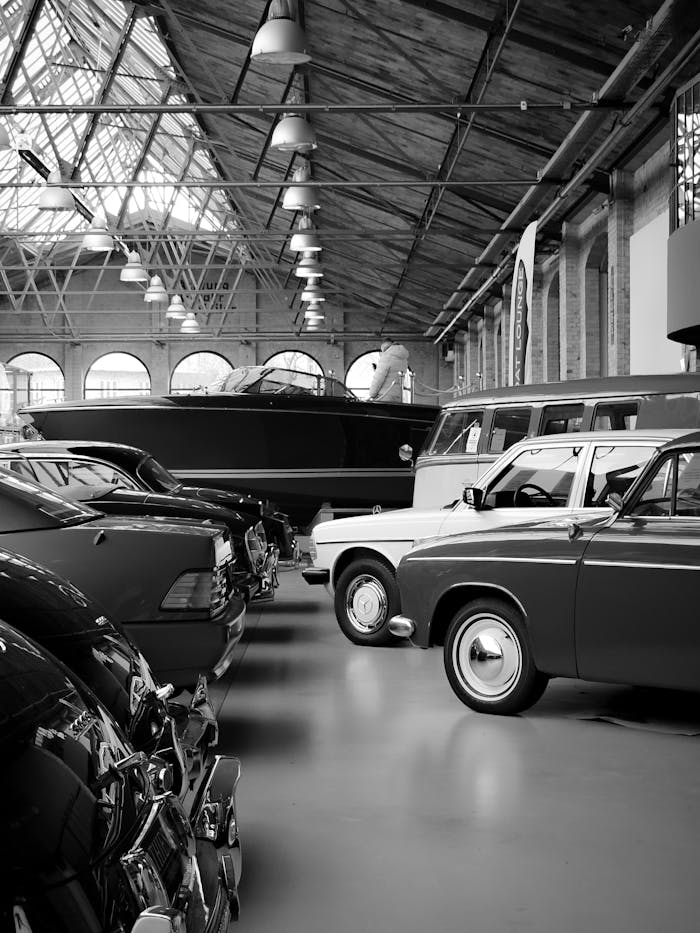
left=302, top=429, right=685, bottom=646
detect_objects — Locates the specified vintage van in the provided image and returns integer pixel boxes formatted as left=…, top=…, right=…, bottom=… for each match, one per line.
left=412, top=373, right=700, bottom=508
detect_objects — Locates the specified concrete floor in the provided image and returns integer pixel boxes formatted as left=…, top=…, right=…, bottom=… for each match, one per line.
left=210, top=570, right=700, bottom=933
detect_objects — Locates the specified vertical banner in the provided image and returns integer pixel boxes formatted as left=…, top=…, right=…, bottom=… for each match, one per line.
left=508, top=220, right=538, bottom=385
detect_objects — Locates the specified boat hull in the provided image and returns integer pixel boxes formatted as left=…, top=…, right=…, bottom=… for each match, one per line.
left=21, top=393, right=438, bottom=527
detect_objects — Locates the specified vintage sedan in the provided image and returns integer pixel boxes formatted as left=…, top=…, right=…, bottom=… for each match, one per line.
left=303, top=430, right=680, bottom=646
left=0, top=441, right=277, bottom=601
left=0, top=469, right=245, bottom=688
left=389, top=430, right=700, bottom=715
left=4, top=438, right=298, bottom=559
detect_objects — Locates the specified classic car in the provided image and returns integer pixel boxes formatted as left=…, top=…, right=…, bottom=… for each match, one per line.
left=0, top=441, right=276, bottom=601
left=0, top=438, right=298, bottom=561
left=388, top=430, right=700, bottom=715
left=0, top=469, right=246, bottom=688
left=0, top=622, right=240, bottom=933
left=19, top=365, right=438, bottom=528
left=303, top=429, right=681, bottom=646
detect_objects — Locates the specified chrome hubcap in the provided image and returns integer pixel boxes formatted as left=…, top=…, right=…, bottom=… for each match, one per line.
left=345, top=575, right=388, bottom=633
left=452, top=613, right=522, bottom=699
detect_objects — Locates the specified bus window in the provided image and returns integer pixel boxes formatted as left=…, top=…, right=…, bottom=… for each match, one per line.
left=427, top=409, right=483, bottom=456
left=541, top=404, right=584, bottom=435
left=636, top=393, right=700, bottom=429
left=488, top=407, right=531, bottom=454
left=594, top=401, right=639, bottom=430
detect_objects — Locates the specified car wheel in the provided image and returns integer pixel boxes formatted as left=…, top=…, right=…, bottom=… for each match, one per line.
left=334, top=558, right=401, bottom=647
left=444, top=599, right=548, bottom=714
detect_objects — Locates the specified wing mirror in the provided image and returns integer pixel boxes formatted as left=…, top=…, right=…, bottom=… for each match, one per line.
left=398, top=444, right=413, bottom=463
left=463, top=486, right=484, bottom=510
left=606, top=492, right=624, bottom=514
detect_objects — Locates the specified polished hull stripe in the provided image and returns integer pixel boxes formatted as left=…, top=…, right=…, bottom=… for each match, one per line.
left=583, top=559, right=700, bottom=571
left=406, top=555, right=577, bottom=565
left=171, top=468, right=408, bottom=479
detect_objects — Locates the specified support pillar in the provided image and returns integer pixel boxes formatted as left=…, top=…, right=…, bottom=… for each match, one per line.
left=608, top=169, right=633, bottom=375
left=559, top=224, right=583, bottom=379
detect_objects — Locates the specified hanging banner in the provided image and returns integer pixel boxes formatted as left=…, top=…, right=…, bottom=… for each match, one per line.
left=508, top=220, right=538, bottom=386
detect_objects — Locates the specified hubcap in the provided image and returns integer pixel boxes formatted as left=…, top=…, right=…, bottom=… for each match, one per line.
left=345, top=574, right=388, bottom=633
left=451, top=613, right=522, bottom=699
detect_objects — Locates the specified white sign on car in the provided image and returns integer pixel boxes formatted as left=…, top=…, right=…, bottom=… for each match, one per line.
left=302, top=429, right=686, bottom=646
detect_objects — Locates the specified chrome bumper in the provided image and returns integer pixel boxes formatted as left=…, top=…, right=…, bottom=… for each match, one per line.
left=388, top=614, right=416, bottom=638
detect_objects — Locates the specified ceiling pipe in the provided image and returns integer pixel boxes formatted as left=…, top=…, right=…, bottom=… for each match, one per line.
left=431, top=0, right=697, bottom=342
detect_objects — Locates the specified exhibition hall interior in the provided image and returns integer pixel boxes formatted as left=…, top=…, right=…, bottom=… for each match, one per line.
left=2, top=1, right=700, bottom=931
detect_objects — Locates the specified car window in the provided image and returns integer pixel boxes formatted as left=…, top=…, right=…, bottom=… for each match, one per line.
left=427, top=409, right=483, bottom=456
left=0, top=458, right=39, bottom=481
left=584, top=445, right=657, bottom=507
left=29, top=458, right=139, bottom=493
left=488, top=407, right=531, bottom=454
left=483, top=445, right=581, bottom=508
left=675, top=452, right=700, bottom=517
left=541, top=404, right=583, bottom=435
left=593, top=401, right=639, bottom=430
left=628, top=456, right=675, bottom=517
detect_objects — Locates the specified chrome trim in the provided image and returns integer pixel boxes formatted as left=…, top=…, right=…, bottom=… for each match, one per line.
left=407, top=555, right=577, bottom=565
left=583, top=559, right=700, bottom=571
left=171, top=468, right=411, bottom=479
left=388, top=615, right=415, bottom=638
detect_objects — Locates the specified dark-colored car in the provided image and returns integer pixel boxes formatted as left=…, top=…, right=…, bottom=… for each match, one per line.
left=0, top=622, right=240, bottom=933
left=0, top=469, right=245, bottom=688
left=390, top=431, right=700, bottom=715
left=0, top=442, right=277, bottom=601
left=5, top=439, right=298, bottom=560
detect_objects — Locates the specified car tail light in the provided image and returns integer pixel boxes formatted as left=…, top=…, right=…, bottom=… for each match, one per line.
left=161, top=571, right=215, bottom=611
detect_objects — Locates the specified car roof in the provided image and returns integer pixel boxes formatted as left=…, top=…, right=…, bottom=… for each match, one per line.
left=499, top=428, right=690, bottom=448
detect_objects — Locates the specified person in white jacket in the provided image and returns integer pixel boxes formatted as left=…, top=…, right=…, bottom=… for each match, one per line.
left=367, top=339, right=409, bottom=402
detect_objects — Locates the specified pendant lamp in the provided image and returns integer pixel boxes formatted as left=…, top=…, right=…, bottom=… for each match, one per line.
left=82, top=211, right=113, bottom=251
left=301, top=278, right=324, bottom=302
left=166, top=295, right=187, bottom=319
left=295, top=250, right=323, bottom=278
left=144, top=274, right=168, bottom=303
left=282, top=163, right=320, bottom=212
left=180, top=312, right=200, bottom=334
left=251, top=0, right=310, bottom=65
left=120, top=251, right=148, bottom=282
left=271, top=115, right=317, bottom=152
left=289, top=215, right=321, bottom=252
left=39, top=169, right=75, bottom=211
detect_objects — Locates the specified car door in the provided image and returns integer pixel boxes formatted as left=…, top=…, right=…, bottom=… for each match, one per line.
left=575, top=449, right=700, bottom=691
left=437, top=442, right=588, bottom=536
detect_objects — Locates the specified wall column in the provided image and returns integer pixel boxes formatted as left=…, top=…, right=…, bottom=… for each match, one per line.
left=559, top=224, right=583, bottom=378
left=64, top=342, right=83, bottom=401
left=608, top=169, right=633, bottom=375
left=529, top=269, right=545, bottom=382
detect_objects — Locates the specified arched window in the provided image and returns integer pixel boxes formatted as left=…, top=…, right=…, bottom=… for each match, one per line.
left=264, top=350, right=324, bottom=378
left=6, top=353, right=64, bottom=406
left=171, top=352, right=233, bottom=394
left=84, top=352, right=150, bottom=399
left=346, top=351, right=380, bottom=400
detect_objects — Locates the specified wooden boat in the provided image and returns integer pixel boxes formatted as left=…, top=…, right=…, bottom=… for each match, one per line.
left=20, top=366, right=438, bottom=528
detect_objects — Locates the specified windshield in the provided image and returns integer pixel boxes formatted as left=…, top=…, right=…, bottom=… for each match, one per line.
left=209, top=366, right=356, bottom=399
left=137, top=455, right=181, bottom=493
left=0, top=471, right=99, bottom=530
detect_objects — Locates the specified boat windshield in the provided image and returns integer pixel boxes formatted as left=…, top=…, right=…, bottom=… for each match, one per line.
left=137, top=455, right=182, bottom=493
left=208, top=366, right=356, bottom=399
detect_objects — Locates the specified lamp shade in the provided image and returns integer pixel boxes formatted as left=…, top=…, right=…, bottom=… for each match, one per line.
left=301, top=279, right=324, bottom=302
left=120, top=250, right=148, bottom=282
left=304, top=307, right=325, bottom=320
left=166, top=294, right=187, bottom=319
left=305, top=319, right=323, bottom=331
left=289, top=215, right=321, bottom=252
left=144, top=274, right=168, bottom=303
left=271, top=115, right=317, bottom=152
left=82, top=211, right=113, bottom=251
left=295, top=250, right=323, bottom=278
left=282, top=164, right=320, bottom=212
left=180, top=312, right=200, bottom=334
left=38, top=169, right=75, bottom=211
left=251, top=0, right=310, bottom=64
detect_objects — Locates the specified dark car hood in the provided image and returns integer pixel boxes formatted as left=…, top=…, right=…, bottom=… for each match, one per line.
left=179, top=483, right=266, bottom=515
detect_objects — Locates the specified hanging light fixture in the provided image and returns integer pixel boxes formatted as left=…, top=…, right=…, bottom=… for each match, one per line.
left=289, top=215, right=321, bottom=252
left=120, top=250, right=148, bottom=282
left=271, top=115, right=317, bottom=152
left=304, top=305, right=325, bottom=321
left=180, top=312, right=200, bottom=334
left=295, top=250, right=323, bottom=278
left=282, top=163, right=320, bottom=212
left=166, top=295, right=187, bottom=319
left=251, top=0, right=310, bottom=65
left=301, top=278, right=324, bottom=302
left=38, top=168, right=75, bottom=211
left=305, top=318, right=323, bottom=331
left=144, top=274, right=168, bottom=303
left=82, top=211, right=113, bottom=251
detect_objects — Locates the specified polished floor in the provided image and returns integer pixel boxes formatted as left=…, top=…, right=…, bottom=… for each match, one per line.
left=210, top=570, right=700, bottom=933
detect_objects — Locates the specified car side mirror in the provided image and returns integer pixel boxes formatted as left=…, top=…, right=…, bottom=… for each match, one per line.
left=398, top=444, right=413, bottom=463
left=463, top=486, right=483, bottom=510
left=606, top=492, right=624, bottom=514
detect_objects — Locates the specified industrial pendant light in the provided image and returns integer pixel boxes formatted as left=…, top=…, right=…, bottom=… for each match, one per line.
left=305, top=318, right=323, bottom=331
left=304, top=303, right=325, bottom=321
left=120, top=250, right=148, bottom=282
left=38, top=169, right=75, bottom=211
left=144, top=274, right=168, bottom=303
left=82, top=211, right=113, bottom=251
left=282, top=163, right=320, bottom=212
left=180, top=312, right=200, bottom=334
left=295, top=250, right=323, bottom=278
left=301, top=278, right=324, bottom=302
left=289, top=215, right=321, bottom=252
left=271, top=115, right=317, bottom=152
left=166, top=295, right=187, bottom=319
left=251, top=0, right=310, bottom=65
